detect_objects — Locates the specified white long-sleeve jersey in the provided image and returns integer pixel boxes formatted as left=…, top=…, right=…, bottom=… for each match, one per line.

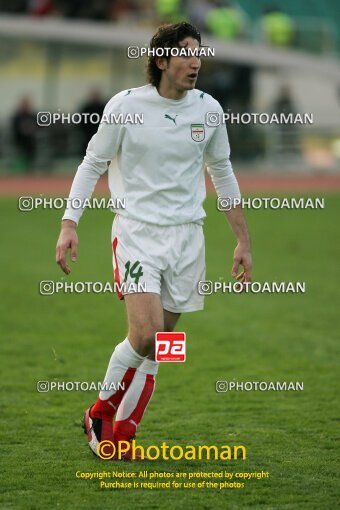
left=62, top=84, right=241, bottom=226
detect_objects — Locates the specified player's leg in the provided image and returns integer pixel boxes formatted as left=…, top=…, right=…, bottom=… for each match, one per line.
left=125, top=293, right=164, bottom=357
left=113, top=296, right=181, bottom=447
left=84, top=216, right=184, bottom=458
left=125, top=299, right=181, bottom=357
left=83, top=294, right=164, bottom=448
left=82, top=336, right=145, bottom=455
left=84, top=292, right=167, bottom=458
left=112, top=223, right=204, bottom=453
left=83, top=214, right=165, bottom=455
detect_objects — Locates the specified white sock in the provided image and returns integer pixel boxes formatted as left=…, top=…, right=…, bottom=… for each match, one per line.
left=115, top=358, right=159, bottom=420
left=138, top=358, right=159, bottom=376
left=99, top=338, right=144, bottom=400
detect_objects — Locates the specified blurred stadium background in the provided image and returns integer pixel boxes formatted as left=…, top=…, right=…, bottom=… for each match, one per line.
left=0, top=0, right=339, bottom=177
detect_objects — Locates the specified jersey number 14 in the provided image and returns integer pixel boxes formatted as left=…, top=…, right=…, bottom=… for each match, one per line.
left=124, top=260, right=143, bottom=284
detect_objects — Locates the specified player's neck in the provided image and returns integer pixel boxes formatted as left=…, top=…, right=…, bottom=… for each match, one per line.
left=156, top=82, right=187, bottom=101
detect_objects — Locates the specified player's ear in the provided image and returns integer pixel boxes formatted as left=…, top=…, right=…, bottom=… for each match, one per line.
left=155, top=57, right=167, bottom=71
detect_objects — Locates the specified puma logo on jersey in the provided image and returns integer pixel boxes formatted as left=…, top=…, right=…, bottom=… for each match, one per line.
left=164, top=114, right=178, bottom=125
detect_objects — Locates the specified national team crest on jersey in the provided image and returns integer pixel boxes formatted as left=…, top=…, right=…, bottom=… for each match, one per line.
left=191, top=124, right=205, bottom=142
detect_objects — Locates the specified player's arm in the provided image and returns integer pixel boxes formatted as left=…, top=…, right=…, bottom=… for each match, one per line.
left=204, top=106, right=252, bottom=283
left=223, top=205, right=252, bottom=283
left=56, top=96, right=123, bottom=274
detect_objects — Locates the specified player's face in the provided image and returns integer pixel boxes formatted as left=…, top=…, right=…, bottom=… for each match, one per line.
left=157, top=37, right=201, bottom=99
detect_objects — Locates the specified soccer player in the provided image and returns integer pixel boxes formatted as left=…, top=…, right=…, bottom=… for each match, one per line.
left=56, top=22, right=252, bottom=460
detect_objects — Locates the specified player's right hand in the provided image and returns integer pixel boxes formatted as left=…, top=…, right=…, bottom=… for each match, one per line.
left=56, top=220, right=78, bottom=274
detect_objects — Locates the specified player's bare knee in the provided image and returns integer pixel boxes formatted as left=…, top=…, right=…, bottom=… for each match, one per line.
left=140, top=324, right=162, bottom=347
left=136, top=335, right=156, bottom=357
left=129, top=320, right=163, bottom=355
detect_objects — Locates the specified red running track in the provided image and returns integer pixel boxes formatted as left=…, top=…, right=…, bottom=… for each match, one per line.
left=1, top=173, right=340, bottom=195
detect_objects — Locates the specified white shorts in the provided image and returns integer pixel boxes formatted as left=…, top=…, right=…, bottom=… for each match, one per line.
left=111, top=215, right=205, bottom=313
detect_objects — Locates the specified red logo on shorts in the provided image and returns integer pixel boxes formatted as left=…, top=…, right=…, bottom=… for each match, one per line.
left=155, top=332, right=186, bottom=362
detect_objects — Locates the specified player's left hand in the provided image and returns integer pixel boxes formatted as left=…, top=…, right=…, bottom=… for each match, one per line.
left=231, top=242, right=252, bottom=284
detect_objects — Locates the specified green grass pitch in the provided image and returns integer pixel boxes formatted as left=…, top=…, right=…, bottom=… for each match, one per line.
left=0, top=193, right=339, bottom=509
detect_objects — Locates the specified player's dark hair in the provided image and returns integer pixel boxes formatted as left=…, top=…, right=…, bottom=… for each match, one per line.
left=146, top=22, right=201, bottom=88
